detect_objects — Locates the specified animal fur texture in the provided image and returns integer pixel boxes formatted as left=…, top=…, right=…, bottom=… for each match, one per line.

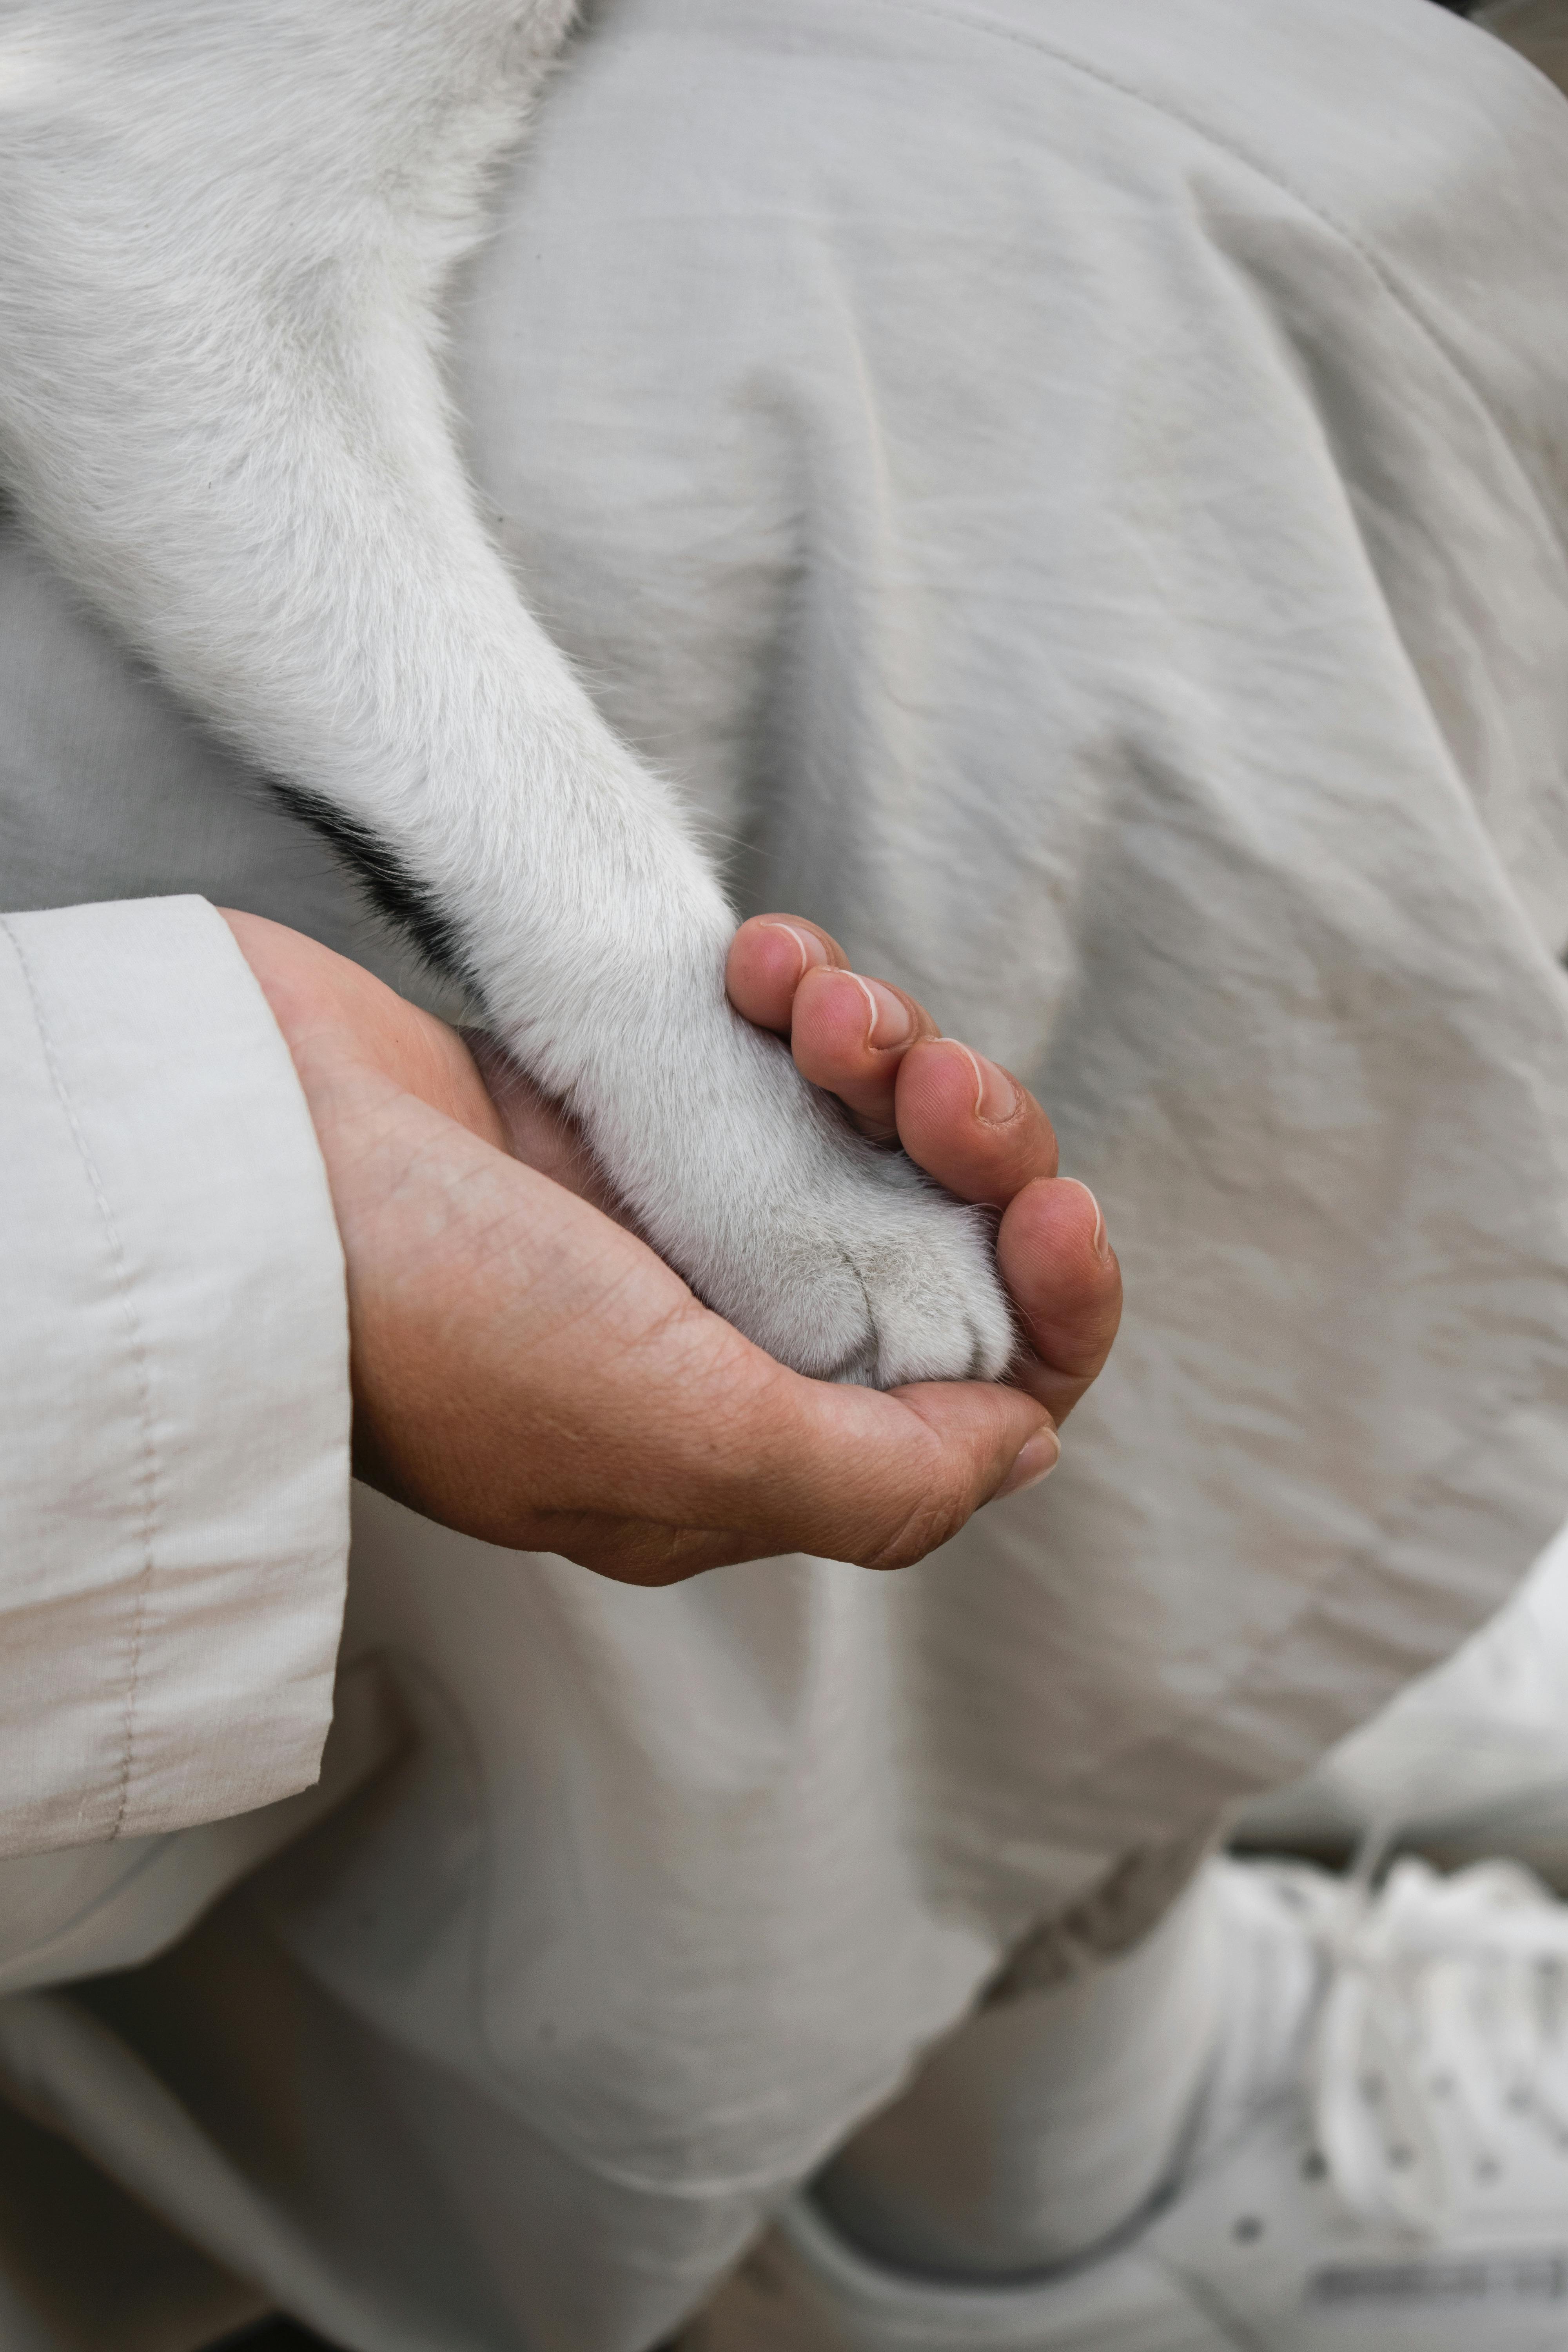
left=0, top=0, right=1012, bottom=1383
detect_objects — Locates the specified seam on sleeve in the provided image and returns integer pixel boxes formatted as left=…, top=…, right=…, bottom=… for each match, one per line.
left=0, top=917, right=159, bottom=1839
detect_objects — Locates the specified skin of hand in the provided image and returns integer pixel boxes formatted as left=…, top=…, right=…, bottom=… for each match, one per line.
left=221, top=907, right=1121, bottom=1585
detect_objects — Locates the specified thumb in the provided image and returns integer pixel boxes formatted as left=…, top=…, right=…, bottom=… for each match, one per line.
left=688, top=1364, right=1058, bottom=1570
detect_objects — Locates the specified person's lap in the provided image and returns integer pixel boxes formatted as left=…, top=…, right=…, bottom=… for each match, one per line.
left=3, top=1, right=1568, bottom=2347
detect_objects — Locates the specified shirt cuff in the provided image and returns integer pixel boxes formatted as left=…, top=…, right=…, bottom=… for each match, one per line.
left=0, top=896, right=350, bottom=1855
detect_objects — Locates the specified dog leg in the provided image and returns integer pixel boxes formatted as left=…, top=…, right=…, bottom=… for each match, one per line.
left=0, top=0, right=1013, bottom=1383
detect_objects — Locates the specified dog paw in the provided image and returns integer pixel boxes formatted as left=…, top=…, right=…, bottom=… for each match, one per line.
left=727, top=1139, right=1016, bottom=1387
left=606, top=1020, right=1017, bottom=1387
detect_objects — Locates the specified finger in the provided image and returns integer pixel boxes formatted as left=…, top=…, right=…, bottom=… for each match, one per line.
left=726, top=913, right=847, bottom=1033
left=891, top=1037, right=1060, bottom=1207
left=726, top=920, right=949, bottom=1139
left=997, top=1176, right=1122, bottom=1424
left=760, top=1376, right=1059, bottom=1567
left=786, top=966, right=939, bottom=1136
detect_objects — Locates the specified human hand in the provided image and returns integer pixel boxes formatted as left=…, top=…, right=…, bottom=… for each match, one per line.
left=222, top=909, right=1118, bottom=1584
left=726, top=914, right=1120, bottom=1430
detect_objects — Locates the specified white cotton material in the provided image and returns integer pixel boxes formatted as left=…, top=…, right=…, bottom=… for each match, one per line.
left=0, top=898, right=349, bottom=1856
left=0, top=0, right=1013, bottom=1389
left=815, top=1868, right=1229, bottom=2278
left=1241, top=1515, right=1568, bottom=1862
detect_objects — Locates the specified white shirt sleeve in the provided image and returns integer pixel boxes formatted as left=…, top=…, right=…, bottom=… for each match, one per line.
left=0, top=895, right=350, bottom=1857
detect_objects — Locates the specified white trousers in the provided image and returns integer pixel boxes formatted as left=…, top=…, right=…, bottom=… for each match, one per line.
left=3, top=3, right=1568, bottom=2348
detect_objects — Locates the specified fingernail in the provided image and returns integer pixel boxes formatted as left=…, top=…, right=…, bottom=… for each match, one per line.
left=760, top=922, right=828, bottom=980
left=940, top=1040, right=1020, bottom=1124
left=996, top=1425, right=1061, bottom=1497
left=853, top=975, right=913, bottom=1049
left=1060, top=1177, right=1111, bottom=1262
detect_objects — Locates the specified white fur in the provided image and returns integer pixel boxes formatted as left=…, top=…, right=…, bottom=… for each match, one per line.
left=0, top=0, right=1013, bottom=1384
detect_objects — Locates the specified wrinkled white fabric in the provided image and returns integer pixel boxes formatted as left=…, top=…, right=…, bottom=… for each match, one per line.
left=1244, top=1514, right=1568, bottom=1858
left=2, top=1, right=1568, bottom=2348
left=0, top=898, right=353, bottom=2348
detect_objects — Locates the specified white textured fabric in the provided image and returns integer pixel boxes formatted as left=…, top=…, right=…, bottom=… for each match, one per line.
left=0, top=896, right=350, bottom=1854
left=1242, top=1516, right=1568, bottom=1859
left=814, top=1866, right=1228, bottom=2276
left=0, top=2, right=1567, bottom=2350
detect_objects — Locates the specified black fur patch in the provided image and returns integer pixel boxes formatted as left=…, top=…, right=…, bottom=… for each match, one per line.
left=267, top=778, right=477, bottom=995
